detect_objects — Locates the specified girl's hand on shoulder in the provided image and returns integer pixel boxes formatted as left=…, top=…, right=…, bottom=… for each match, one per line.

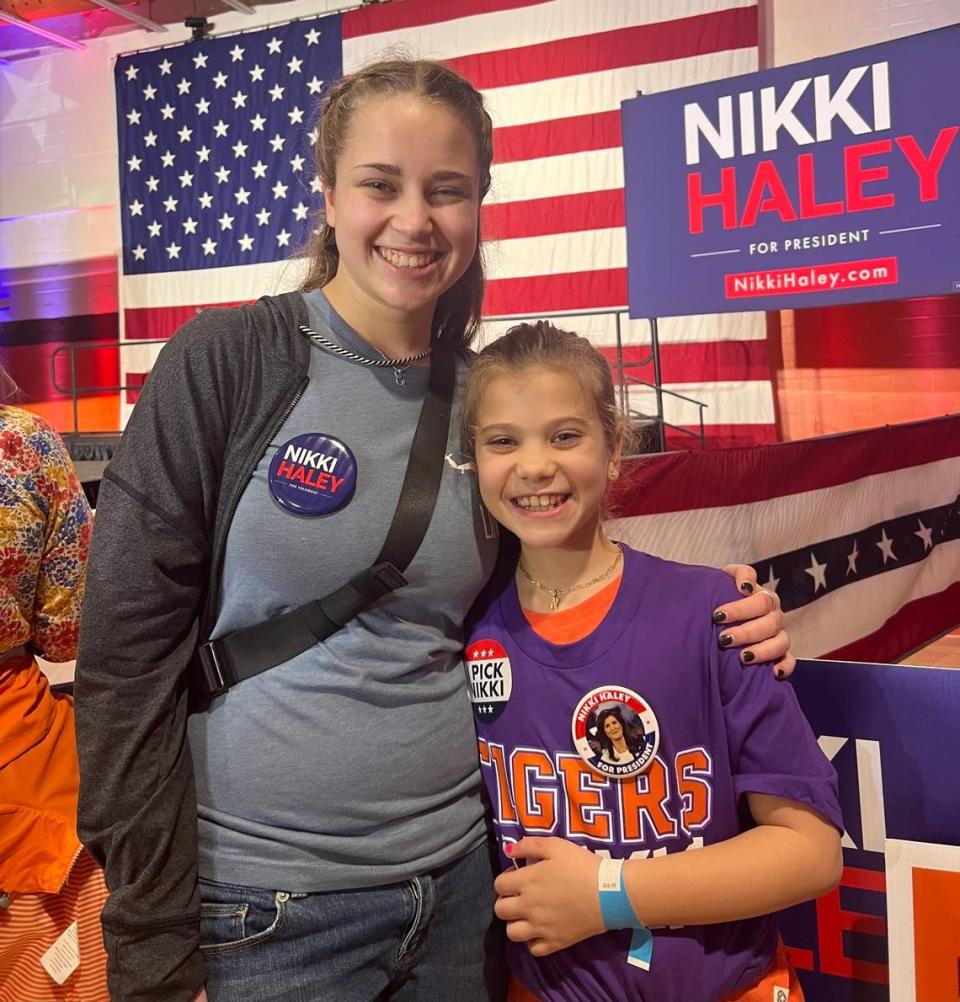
left=715, top=564, right=795, bottom=679
left=493, top=837, right=604, bottom=956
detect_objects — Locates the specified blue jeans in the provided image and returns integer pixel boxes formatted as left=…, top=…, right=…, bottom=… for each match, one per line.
left=199, top=840, right=507, bottom=1001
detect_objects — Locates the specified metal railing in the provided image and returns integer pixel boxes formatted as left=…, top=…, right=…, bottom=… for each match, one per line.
left=50, top=339, right=168, bottom=436
left=49, top=310, right=709, bottom=451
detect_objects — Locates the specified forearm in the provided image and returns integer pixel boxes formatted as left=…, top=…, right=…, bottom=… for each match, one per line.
left=623, top=823, right=841, bottom=927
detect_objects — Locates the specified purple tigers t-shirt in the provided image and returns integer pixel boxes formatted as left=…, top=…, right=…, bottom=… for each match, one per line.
left=465, top=546, right=842, bottom=1002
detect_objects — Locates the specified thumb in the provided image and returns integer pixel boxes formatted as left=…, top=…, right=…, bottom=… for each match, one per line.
left=509, top=836, right=554, bottom=862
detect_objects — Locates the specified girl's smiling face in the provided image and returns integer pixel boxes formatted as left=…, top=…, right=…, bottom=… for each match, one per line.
left=322, top=94, right=481, bottom=338
left=474, top=367, right=620, bottom=553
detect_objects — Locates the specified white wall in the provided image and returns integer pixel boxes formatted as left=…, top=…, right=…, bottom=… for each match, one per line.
left=769, top=0, right=959, bottom=65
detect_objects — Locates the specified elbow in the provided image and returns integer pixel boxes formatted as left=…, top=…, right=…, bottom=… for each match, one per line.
left=811, top=832, right=843, bottom=898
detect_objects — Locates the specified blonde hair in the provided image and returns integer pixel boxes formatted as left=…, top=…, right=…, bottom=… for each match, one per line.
left=300, top=59, right=494, bottom=350
left=462, top=320, right=630, bottom=460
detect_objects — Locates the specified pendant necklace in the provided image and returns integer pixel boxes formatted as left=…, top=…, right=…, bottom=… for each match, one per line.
left=518, top=544, right=623, bottom=612
left=299, top=324, right=432, bottom=386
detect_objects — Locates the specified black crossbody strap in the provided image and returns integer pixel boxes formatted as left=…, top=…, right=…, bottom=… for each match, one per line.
left=194, top=348, right=457, bottom=698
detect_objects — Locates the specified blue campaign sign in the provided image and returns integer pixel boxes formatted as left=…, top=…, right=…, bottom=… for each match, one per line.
left=621, top=25, right=960, bottom=317
left=782, top=659, right=960, bottom=1001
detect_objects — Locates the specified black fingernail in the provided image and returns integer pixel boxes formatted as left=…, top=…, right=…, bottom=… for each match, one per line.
left=718, top=633, right=733, bottom=648
left=712, top=610, right=726, bottom=624
left=776, top=668, right=785, bottom=680
left=740, top=581, right=754, bottom=594
left=742, top=650, right=755, bottom=664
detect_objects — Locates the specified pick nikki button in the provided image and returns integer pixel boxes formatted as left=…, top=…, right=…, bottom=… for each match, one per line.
left=268, top=433, right=358, bottom=516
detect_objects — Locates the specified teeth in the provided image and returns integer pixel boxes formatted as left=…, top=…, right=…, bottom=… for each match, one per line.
left=516, top=494, right=566, bottom=509
left=379, top=248, right=437, bottom=269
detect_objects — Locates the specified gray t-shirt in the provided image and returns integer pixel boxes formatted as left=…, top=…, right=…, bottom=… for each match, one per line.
left=188, top=291, right=498, bottom=891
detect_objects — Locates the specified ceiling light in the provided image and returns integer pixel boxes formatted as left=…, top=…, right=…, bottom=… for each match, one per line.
left=0, top=11, right=86, bottom=50
left=89, top=1, right=168, bottom=33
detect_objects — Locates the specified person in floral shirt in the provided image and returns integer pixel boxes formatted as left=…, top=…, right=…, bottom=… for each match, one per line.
left=0, top=401, right=109, bottom=1002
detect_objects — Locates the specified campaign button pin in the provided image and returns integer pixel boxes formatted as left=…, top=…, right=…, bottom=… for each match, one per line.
left=571, top=685, right=660, bottom=780
left=465, top=639, right=513, bottom=723
left=268, top=433, right=357, bottom=516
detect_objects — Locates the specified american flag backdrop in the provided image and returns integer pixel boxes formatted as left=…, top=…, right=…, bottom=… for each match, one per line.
left=609, top=413, right=960, bottom=663
left=114, top=0, right=774, bottom=446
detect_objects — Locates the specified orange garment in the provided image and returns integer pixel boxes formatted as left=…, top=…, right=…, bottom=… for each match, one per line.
left=520, top=573, right=621, bottom=644
left=0, top=653, right=109, bottom=1002
left=519, top=588, right=804, bottom=1002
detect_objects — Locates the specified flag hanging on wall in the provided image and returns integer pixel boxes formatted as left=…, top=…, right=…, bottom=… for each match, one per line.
left=114, top=0, right=774, bottom=445
left=609, top=412, right=960, bottom=662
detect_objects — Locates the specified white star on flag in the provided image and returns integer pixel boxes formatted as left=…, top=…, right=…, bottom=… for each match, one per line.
left=272, top=180, right=288, bottom=199
left=163, top=196, right=178, bottom=213
left=269, top=84, right=284, bottom=101
left=127, top=109, right=141, bottom=125
left=232, top=92, right=248, bottom=109
left=915, top=520, right=934, bottom=551
left=213, top=72, right=228, bottom=89
left=213, top=120, right=229, bottom=138
left=196, top=98, right=211, bottom=115
left=202, top=237, right=217, bottom=255
left=230, top=44, right=245, bottom=62
left=132, top=244, right=146, bottom=260
left=269, top=134, right=285, bottom=152
left=214, top=166, right=230, bottom=184
left=288, top=107, right=304, bottom=124
left=143, top=83, right=157, bottom=100
left=129, top=199, right=144, bottom=216
left=846, top=539, right=860, bottom=575
left=249, top=64, right=265, bottom=82
left=144, top=131, right=157, bottom=147
left=304, top=27, right=321, bottom=44
left=250, top=114, right=266, bottom=131
left=198, top=192, right=213, bottom=209
left=267, top=37, right=282, bottom=54
left=252, top=161, right=268, bottom=179
left=277, top=229, right=291, bottom=246
left=238, top=233, right=254, bottom=251
left=197, top=146, right=211, bottom=163
left=158, top=59, right=171, bottom=75
left=125, top=64, right=138, bottom=80
left=255, top=208, right=271, bottom=226
left=127, top=155, right=142, bottom=171
left=804, top=552, right=828, bottom=593
left=177, top=78, right=191, bottom=95
left=307, top=76, right=323, bottom=95
left=218, top=212, right=234, bottom=230
left=762, top=566, right=779, bottom=593
left=147, top=220, right=162, bottom=237
left=178, top=126, right=193, bottom=143
left=193, top=52, right=208, bottom=69
left=287, top=56, right=303, bottom=74
left=876, top=528, right=897, bottom=564
left=234, top=187, right=251, bottom=205
left=160, top=103, right=175, bottom=120
left=166, top=242, right=181, bottom=258
left=182, top=217, right=198, bottom=234
left=160, top=151, right=175, bottom=168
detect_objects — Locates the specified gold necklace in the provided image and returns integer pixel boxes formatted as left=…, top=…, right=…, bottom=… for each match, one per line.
left=518, top=545, right=623, bottom=612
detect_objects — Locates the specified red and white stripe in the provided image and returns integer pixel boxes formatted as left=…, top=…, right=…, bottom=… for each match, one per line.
left=344, top=0, right=774, bottom=446
left=607, top=414, right=960, bottom=662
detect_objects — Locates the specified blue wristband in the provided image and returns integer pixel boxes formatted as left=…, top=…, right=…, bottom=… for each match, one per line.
left=598, top=858, right=654, bottom=971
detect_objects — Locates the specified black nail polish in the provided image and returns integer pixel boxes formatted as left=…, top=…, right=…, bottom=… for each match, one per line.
left=740, top=581, right=754, bottom=594
left=776, top=668, right=785, bottom=680
left=712, top=610, right=726, bottom=624
left=742, top=650, right=755, bottom=664
left=718, top=633, right=733, bottom=648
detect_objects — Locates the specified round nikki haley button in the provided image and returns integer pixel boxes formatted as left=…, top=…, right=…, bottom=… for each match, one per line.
left=268, top=433, right=357, bottom=516
left=465, top=638, right=513, bottom=722
left=571, top=685, right=659, bottom=779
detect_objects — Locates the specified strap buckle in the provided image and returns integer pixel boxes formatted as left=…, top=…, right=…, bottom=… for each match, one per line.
left=195, top=640, right=230, bottom=697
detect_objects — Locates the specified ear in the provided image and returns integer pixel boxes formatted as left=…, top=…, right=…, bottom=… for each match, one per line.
left=322, top=182, right=336, bottom=227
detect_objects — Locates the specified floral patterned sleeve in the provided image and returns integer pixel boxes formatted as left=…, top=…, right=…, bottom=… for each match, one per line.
left=0, top=406, right=92, bottom=661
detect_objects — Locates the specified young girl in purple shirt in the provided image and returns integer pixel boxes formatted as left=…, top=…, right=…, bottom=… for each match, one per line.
left=463, top=321, right=843, bottom=1002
